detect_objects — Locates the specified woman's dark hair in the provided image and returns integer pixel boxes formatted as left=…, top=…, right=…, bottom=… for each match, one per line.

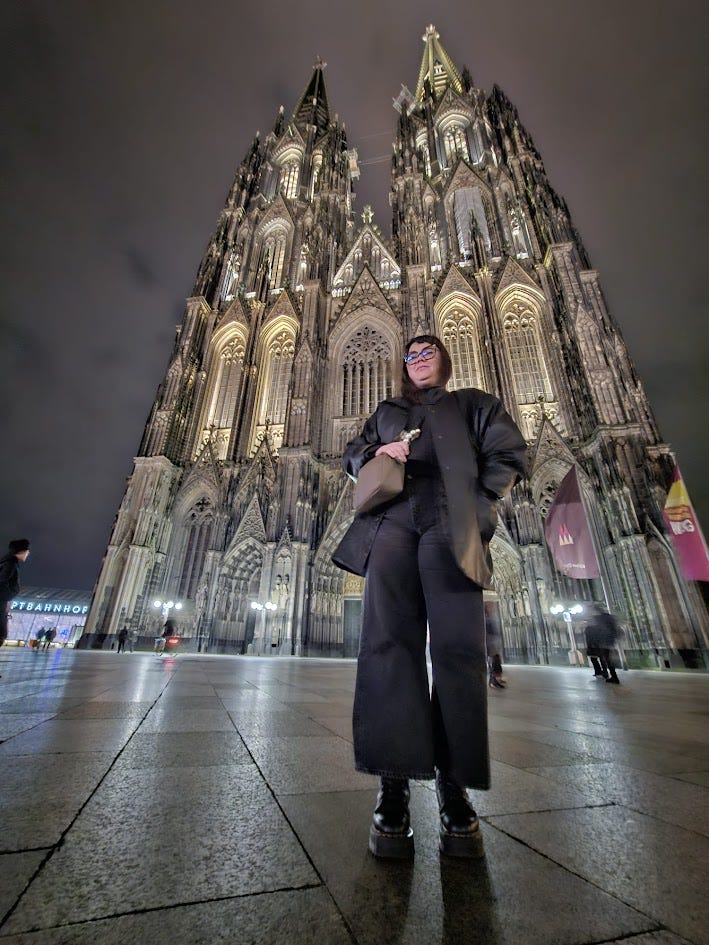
left=399, top=334, right=453, bottom=402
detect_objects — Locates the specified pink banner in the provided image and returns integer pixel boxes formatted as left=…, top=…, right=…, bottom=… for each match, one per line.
left=663, top=465, right=709, bottom=581
left=544, top=465, right=600, bottom=579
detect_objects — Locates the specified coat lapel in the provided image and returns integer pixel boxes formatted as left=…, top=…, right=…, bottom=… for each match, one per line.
left=431, top=393, right=492, bottom=588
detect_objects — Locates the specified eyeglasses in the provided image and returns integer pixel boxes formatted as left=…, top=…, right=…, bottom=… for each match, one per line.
left=403, top=346, right=437, bottom=365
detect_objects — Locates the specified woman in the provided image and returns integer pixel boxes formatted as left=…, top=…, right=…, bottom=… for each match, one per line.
left=333, top=335, right=527, bottom=859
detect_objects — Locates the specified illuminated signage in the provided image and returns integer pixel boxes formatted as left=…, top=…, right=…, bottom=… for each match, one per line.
left=10, top=600, right=89, bottom=615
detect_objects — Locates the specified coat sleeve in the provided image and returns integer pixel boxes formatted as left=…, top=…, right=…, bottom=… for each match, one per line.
left=342, top=409, right=382, bottom=480
left=473, top=396, right=528, bottom=499
left=0, top=557, right=18, bottom=599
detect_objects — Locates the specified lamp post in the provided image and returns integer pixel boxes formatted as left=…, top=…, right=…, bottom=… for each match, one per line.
left=250, top=600, right=276, bottom=654
left=550, top=602, right=584, bottom=665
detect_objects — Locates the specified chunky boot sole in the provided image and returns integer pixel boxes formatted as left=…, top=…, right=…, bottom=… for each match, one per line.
left=439, top=824, right=485, bottom=859
left=369, top=824, right=414, bottom=859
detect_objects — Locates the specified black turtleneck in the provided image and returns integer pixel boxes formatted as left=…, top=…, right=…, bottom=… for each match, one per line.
left=405, top=386, right=446, bottom=476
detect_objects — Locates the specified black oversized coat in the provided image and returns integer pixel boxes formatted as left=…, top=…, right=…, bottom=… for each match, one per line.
left=332, top=387, right=528, bottom=586
left=0, top=553, right=20, bottom=603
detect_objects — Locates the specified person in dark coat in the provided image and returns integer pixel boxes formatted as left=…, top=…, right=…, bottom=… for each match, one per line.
left=0, top=539, right=30, bottom=648
left=333, top=335, right=527, bottom=859
left=585, top=603, right=621, bottom=684
left=155, top=618, right=177, bottom=654
left=117, top=627, right=128, bottom=654
left=485, top=600, right=506, bottom=689
left=584, top=616, right=605, bottom=678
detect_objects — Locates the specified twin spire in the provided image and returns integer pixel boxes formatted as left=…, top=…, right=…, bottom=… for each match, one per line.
left=288, top=26, right=462, bottom=136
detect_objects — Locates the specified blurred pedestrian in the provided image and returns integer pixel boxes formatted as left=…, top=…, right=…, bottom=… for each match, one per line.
left=584, top=617, right=605, bottom=678
left=128, top=629, right=138, bottom=653
left=0, top=539, right=30, bottom=649
left=117, top=627, right=128, bottom=654
left=42, top=628, right=56, bottom=651
left=585, top=603, right=621, bottom=684
left=155, top=619, right=176, bottom=655
left=485, top=601, right=506, bottom=689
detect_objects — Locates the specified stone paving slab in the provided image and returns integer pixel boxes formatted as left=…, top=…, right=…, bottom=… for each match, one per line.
left=528, top=760, right=709, bottom=837
left=675, top=770, right=709, bottom=787
left=459, top=760, right=604, bottom=816
left=3, top=764, right=317, bottom=933
left=519, top=725, right=709, bottom=765
left=54, top=701, right=154, bottom=720
left=228, top=709, right=334, bottom=737
left=0, top=650, right=707, bottom=945
left=0, top=719, right=140, bottom=756
left=613, top=934, right=696, bottom=945
left=310, top=716, right=353, bottom=740
left=0, top=697, right=87, bottom=714
left=0, top=714, right=55, bottom=739
left=0, top=887, right=350, bottom=945
left=216, top=692, right=286, bottom=712
left=281, top=787, right=656, bottom=945
left=0, top=853, right=46, bottom=918
left=488, top=805, right=709, bottom=945
left=112, top=730, right=253, bottom=769
left=0, top=752, right=117, bottom=851
left=138, top=707, right=237, bottom=733
left=291, top=698, right=361, bottom=717
left=243, top=734, right=377, bottom=795
left=488, top=731, right=590, bottom=768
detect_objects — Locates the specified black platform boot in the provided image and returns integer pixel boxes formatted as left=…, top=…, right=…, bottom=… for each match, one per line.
left=369, top=777, right=414, bottom=859
left=435, top=770, right=484, bottom=858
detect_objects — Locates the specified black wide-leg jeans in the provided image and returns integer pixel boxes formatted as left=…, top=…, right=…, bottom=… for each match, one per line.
left=353, top=476, right=490, bottom=790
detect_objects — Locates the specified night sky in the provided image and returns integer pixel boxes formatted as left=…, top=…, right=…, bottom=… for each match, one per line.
left=2, top=1, right=707, bottom=591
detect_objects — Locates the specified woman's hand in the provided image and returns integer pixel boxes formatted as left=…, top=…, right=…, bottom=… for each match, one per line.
left=375, top=440, right=410, bottom=463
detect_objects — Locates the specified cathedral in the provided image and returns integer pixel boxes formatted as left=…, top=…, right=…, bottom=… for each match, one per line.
left=85, top=27, right=708, bottom=665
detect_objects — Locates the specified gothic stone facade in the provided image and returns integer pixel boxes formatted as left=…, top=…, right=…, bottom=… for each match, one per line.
left=85, top=27, right=708, bottom=664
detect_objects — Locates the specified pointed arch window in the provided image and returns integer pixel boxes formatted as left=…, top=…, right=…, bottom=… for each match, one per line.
left=212, top=339, right=245, bottom=428
left=201, top=335, right=246, bottom=459
left=250, top=327, right=296, bottom=455
left=310, top=152, right=323, bottom=197
left=280, top=160, right=300, bottom=199
left=260, top=226, right=288, bottom=290
left=441, top=122, right=469, bottom=165
left=341, top=326, right=393, bottom=417
left=502, top=303, right=552, bottom=405
left=163, top=364, right=181, bottom=408
left=416, top=134, right=432, bottom=177
left=469, top=123, right=485, bottom=164
left=440, top=306, right=485, bottom=390
left=267, top=332, right=294, bottom=424
left=454, top=187, right=491, bottom=259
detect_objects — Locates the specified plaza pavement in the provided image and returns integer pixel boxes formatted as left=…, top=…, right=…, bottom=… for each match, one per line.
left=0, top=647, right=707, bottom=945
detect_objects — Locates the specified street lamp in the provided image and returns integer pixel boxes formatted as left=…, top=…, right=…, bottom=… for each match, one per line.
left=550, top=603, right=584, bottom=664
left=154, top=599, right=182, bottom=622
